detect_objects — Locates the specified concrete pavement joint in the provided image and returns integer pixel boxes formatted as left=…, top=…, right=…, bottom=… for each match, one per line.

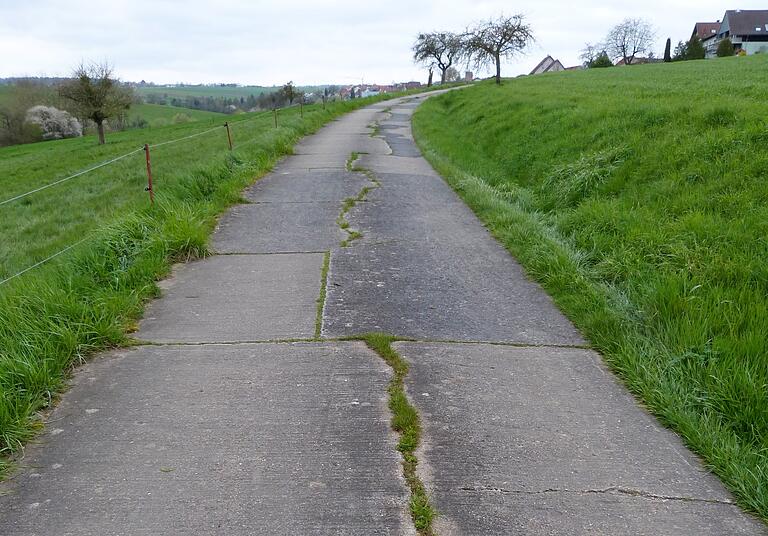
left=315, top=251, right=330, bottom=339
left=129, top=338, right=321, bottom=347
left=458, top=485, right=737, bottom=505
left=213, top=250, right=329, bottom=256
left=348, top=334, right=437, bottom=535
left=407, top=338, right=592, bottom=350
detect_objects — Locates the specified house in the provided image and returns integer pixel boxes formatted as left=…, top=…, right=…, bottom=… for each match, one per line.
left=615, top=57, right=660, bottom=66
left=714, top=9, right=768, bottom=55
left=700, top=10, right=768, bottom=57
left=692, top=21, right=721, bottom=56
left=529, top=55, right=565, bottom=75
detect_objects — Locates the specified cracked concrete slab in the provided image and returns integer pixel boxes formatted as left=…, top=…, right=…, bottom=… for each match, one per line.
left=241, top=170, right=367, bottom=203
left=137, top=254, right=322, bottom=343
left=397, top=342, right=766, bottom=535
left=213, top=199, right=346, bottom=253
left=0, top=342, right=412, bottom=536
left=294, top=134, right=389, bottom=156
left=355, top=153, right=436, bottom=176
left=433, top=491, right=763, bottom=536
left=323, top=171, right=583, bottom=344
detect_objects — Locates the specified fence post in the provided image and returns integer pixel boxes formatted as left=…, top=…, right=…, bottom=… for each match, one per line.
left=274, top=108, right=278, bottom=128
left=224, top=122, right=233, bottom=150
left=300, top=101, right=304, bottom=118
left=143, top=144, right=154, bottom=205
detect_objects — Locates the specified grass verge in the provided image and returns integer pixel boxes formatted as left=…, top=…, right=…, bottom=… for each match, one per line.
left=412, top=57, right=768, bottom=520
left=350, top=333, right=436, bottom=535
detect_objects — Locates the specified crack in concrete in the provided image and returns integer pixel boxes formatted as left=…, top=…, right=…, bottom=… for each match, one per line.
left=213, top=250, right=328, bottom=256
left=411, top=338, right=592, bottom=350
left=457, top=485, right=736, bottom=505
left=130, top=338, right=320, bottom=347
left=337, top=152, right=380, bottom=248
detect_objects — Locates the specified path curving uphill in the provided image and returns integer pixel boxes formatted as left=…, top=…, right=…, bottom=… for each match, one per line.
left=0, top=91, right=764, bottom=535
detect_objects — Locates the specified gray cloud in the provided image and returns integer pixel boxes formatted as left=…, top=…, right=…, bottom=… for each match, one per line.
left=0, top=0, right=763, bottom=84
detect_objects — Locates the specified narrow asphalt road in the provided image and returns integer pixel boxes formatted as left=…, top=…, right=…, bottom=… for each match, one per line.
left=1, top=92, right=765, bottom=535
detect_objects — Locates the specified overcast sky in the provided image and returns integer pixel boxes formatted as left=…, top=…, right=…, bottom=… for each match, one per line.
left=0, top=0, right=764, bottom=86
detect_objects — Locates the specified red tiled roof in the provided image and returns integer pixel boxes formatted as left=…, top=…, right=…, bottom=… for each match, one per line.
left=692, top=22, right=720, bottom=39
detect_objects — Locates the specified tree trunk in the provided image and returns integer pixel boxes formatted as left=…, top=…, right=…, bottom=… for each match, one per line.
left=427, top=68, right=433, bottom=87
left=96, top=120, right=105, bottom=145
left=440, top=69, right=447, bottom=85
left=495, top=54, right=502, bottom=85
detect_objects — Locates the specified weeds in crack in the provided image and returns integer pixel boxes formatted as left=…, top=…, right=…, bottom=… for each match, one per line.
left=345, top=333, right=437, bottom=535
left=337, top=153, right=379, bottom=247
left=314, top=251, right=330, bottom=339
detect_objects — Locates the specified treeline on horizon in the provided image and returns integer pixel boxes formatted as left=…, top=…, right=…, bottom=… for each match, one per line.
left=0, top=77, right=342, bottom=147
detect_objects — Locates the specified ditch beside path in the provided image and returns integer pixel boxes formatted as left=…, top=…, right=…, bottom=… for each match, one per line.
left=0, top=92, right=765, bottom=535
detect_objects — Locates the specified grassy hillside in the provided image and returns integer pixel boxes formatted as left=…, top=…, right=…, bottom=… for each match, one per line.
left=127, top=103, right=225, bottom=124
left=0, top=89, right=423, bottom=476
left=413, top=55, right=768, bottom=519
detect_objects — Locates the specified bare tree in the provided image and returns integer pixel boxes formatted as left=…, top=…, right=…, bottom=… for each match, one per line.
left=413, top=32, right=465, bottom=84
left=466, top=14, right=533, bottom=85
left=58, top=62, right=133, bottom=145
left=604, top=18, right=656, bottom=65
left=579, top=43, right=600, bottom=66
left=281, top=81, right=298, bottom=105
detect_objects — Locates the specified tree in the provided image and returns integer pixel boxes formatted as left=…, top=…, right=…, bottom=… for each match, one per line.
left=58, top=63, right=132, bottom=145
left=25, top=106, right=82, bottom=140
left=686, top=36, right=706, bottom=59
left=0, top=80, right=56, bottom=146
left=413, top=32, right=465, bottom=84
left=444, top=66, right=460, bottom=82
left=579, top=42, right=600, bottom=66
left=580, top=43, right=613, bottom=68
left=281, top=81, right=298, bottom=104
left=673, top=36, right=706, bottom=61
left=589, top=52, right=614, bottom=68
left=466, top=14, right=534, bottom=84
left=717, top=38, right=735, bottom=57
left=673, top=40, right=687, bottom=61
left=604, top=18, right=655, bottom=65
left=664, top=38, right=672, bottom=62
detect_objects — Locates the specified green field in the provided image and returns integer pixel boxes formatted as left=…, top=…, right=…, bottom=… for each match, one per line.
left=127, top=103, right=225, bottom=124
left=413, top=55, right=768, bottom=519
left=0, top=89, right=425, bottom=475
left=135, top=84, right=326, bottom=100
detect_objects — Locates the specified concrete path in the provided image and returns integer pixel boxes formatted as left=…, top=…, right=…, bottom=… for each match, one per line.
left=1, top=93, right=765, bottom=535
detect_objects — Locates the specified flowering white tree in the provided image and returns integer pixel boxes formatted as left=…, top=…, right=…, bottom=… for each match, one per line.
left=25, top=105, right=82, bottom=140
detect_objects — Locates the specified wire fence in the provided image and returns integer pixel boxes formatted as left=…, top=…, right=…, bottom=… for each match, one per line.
left=0, top=103, right=314, bottom=287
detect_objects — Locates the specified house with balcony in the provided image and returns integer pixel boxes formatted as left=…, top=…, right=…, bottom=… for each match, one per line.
left=706, top=10, right=768, bottom=56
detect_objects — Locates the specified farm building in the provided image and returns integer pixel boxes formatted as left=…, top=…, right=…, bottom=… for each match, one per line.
left=529, top=56, right=565, bottom=75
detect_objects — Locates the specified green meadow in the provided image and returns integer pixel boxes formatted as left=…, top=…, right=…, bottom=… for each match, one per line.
left=413, top=55, right=768, bottom=519
left=127, top=103, right=226, bottom=124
